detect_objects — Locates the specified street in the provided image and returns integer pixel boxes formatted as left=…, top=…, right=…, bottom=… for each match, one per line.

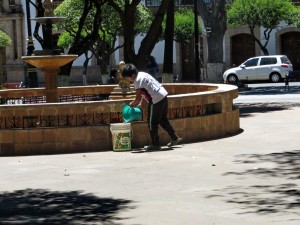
left=234, top=81, right=300, bottom=103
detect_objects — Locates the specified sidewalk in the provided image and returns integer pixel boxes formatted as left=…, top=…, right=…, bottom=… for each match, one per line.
left=0, top=103, right=299, bottom=225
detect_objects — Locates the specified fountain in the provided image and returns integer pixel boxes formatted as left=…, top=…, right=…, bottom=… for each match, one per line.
left=21, top=0, right=77, bottom=103
left=0, top=1, right=240, bottom=156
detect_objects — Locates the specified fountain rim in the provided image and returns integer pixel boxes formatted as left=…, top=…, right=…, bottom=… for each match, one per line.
left=21, top=55, right=78, bottom=69
left=22, top=55, right=78, bottom=60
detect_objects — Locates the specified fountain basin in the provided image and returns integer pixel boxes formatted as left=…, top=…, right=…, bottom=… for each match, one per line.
left=22, top=55, right=78, bottom=69
left=22, top=55, right=78, bottom=103
left=0, top=83, right=240, bottom=155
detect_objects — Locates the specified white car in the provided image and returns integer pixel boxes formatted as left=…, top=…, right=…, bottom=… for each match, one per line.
left=223, top=55, right=293, bottom=84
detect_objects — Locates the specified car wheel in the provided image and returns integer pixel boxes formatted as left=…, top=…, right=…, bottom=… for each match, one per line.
left=270, top=73, right=281, bottom=83
left=227, top=74, right=239, bottom=85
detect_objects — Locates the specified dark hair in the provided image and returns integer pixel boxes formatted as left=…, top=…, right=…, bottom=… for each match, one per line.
left=122, top=63, right=138, bottom=77
left=110, top=69, right=117, bottom=77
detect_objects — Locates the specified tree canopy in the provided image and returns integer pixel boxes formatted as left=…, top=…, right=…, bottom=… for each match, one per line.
left=170, top=7, right=202, bottom=43
left=54, top=0, right=157, bottom=74
left=227, top=0, right=300, bottom=55
left=0, top=29, right=12, bottom=48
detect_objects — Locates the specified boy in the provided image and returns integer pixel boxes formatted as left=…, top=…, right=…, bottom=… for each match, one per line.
left=122, top=63, right=182, bottom=150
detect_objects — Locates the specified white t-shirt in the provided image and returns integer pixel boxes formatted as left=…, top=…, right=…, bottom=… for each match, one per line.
left=134, top=71, right=168, bottom=104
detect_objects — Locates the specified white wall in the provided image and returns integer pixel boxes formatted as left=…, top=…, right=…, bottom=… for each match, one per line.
left=115, top=34, right=176, bottom=65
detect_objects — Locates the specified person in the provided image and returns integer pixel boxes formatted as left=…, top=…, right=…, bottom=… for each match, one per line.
left=107, top=69, right=117, bottom=84
left=117, top=61, right=131, bottom=90
left=147, top=56, right=159, bottom=80
left=122, top=63, right=182, bottom=150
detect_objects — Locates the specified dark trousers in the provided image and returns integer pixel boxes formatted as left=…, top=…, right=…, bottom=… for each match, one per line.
left=147, top=96, right=178, bottom=146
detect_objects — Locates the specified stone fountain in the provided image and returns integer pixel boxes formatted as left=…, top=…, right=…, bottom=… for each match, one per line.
left=0, top=0, right=241, bottom=156
left=21, top=0, right=77, bottom=103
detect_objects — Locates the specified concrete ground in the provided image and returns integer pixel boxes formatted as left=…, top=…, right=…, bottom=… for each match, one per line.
left=0, top=102, right=300, bottom=224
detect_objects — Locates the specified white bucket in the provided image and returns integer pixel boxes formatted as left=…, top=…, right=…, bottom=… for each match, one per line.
left=110, top=123, right=132, bottom=151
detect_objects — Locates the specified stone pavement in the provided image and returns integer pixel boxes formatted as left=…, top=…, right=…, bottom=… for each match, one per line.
left=0, top=102, right=300, bottom=224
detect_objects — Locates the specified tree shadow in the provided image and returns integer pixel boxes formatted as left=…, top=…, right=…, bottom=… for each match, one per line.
left=239, top=85, right=300, bottom=96
left=206, top=150, right=300, bottom=215
left=237, top=102, right=300, bottom=118
left=0, top=189, right=134, bottom=225
left=227, top=150, right=300, bottom=180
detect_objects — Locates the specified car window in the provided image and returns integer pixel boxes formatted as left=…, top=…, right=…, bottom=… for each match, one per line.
left=243, top=58, right=259, bottom=67
left=260, top=57, right=277, bottom=65
left=280, top=56, right=291, bottom=64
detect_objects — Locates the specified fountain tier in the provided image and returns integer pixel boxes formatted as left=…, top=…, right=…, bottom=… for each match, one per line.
left=22, top=55, right=78, bottom=103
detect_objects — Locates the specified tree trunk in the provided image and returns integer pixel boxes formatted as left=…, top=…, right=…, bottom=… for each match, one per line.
left=119, top=0, right=170, bottom=70
left=198, top=0, right=227, bottom=81
left=163, top=0, right=174, bottom=74
left=198, top=0, right=227, bottom=63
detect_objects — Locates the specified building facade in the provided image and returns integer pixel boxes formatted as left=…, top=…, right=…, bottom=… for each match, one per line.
left=0, top=0, right=25, bottom=84
left=1, top=0, right=300, bottom=84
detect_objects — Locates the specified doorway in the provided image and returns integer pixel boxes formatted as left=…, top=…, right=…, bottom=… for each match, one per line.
left=281, top=32, right=300, bottom=70
left=231, top=34, right=255, bottom=67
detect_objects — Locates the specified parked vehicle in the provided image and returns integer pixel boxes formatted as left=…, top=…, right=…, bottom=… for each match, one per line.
left=223, top=55, right=293, bottom=84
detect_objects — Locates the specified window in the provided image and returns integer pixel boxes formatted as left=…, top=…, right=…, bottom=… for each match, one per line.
left=243, top=58, right=259, bottom=67
left=281, top=56, right=291, bottom=64
left=260, top=57, right=277, bottom=65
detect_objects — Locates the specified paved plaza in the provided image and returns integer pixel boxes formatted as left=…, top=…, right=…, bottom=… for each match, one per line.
left=0, top=87, right=300, bottom=224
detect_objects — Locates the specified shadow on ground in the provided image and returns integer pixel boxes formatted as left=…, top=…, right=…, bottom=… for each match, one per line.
left=0, top=189, right=134, bottom=225
left=237, top=102, right=300, bottom=118
left=207, top=150, right=300, bottom=215
left=239, top=85, right=300, bottom=96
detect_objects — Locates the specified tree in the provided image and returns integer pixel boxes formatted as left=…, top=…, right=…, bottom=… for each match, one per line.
left=107, top=0, right=171, bottom=69
left=0, top=29, right=12, bottom=47
left=55, top=0, right=112, bottom=77
left=55, top=0, right=154, bottom=76
left=172, top=7, right=202, bottom=43
left=161, top=6, right=202, bottom=76
left=163, top=0, right=174, bottom=74
left=227, top=0, right=300, bottom=55
left=198, top=0, right=227, bottom=81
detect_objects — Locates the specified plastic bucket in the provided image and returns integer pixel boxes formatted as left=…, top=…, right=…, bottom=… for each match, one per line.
left=122, top=105, right=142, bottom=123
left=110, top=123, right=132, bottom=151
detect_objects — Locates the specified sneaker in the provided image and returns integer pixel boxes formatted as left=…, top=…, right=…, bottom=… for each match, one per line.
left=144, top=145, right=161, bottom=151
left=167, top=137, right=182, bottom=147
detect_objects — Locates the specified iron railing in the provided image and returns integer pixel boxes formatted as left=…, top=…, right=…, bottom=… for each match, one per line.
left=0, top=103, right=218, bottom=129
left=0, top=94, right=110, bottom=105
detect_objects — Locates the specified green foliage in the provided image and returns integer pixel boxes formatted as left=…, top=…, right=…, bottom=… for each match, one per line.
left=57, top=32, right=74, bottom=49
left=0, top=29, right=12, bottom=48
left=54, top=0, right=152, bottom=50
left=55, top=0, right=108, bottom=49
left=164, top=7, right=202, bottom=43
left=227, top=0, right=300, bottom=29
left=135, top=4, right=154, bottom=34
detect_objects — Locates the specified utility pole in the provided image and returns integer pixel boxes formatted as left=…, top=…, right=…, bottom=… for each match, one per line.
left=25, top=0, right=39, bottom=87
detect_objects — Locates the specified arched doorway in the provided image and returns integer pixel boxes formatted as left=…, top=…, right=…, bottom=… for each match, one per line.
left=281, top=32, right=300, bottom=70
left=231, top=33, right=255, bottom=67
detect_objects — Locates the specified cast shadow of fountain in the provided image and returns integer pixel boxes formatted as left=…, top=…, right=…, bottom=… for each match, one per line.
left=0, top=189, right=134, bottom=225
left=206, top=150, right=300, bottom=215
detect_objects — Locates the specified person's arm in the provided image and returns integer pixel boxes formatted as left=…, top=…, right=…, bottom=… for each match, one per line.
left=130, top=89, right=142, bottom=107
